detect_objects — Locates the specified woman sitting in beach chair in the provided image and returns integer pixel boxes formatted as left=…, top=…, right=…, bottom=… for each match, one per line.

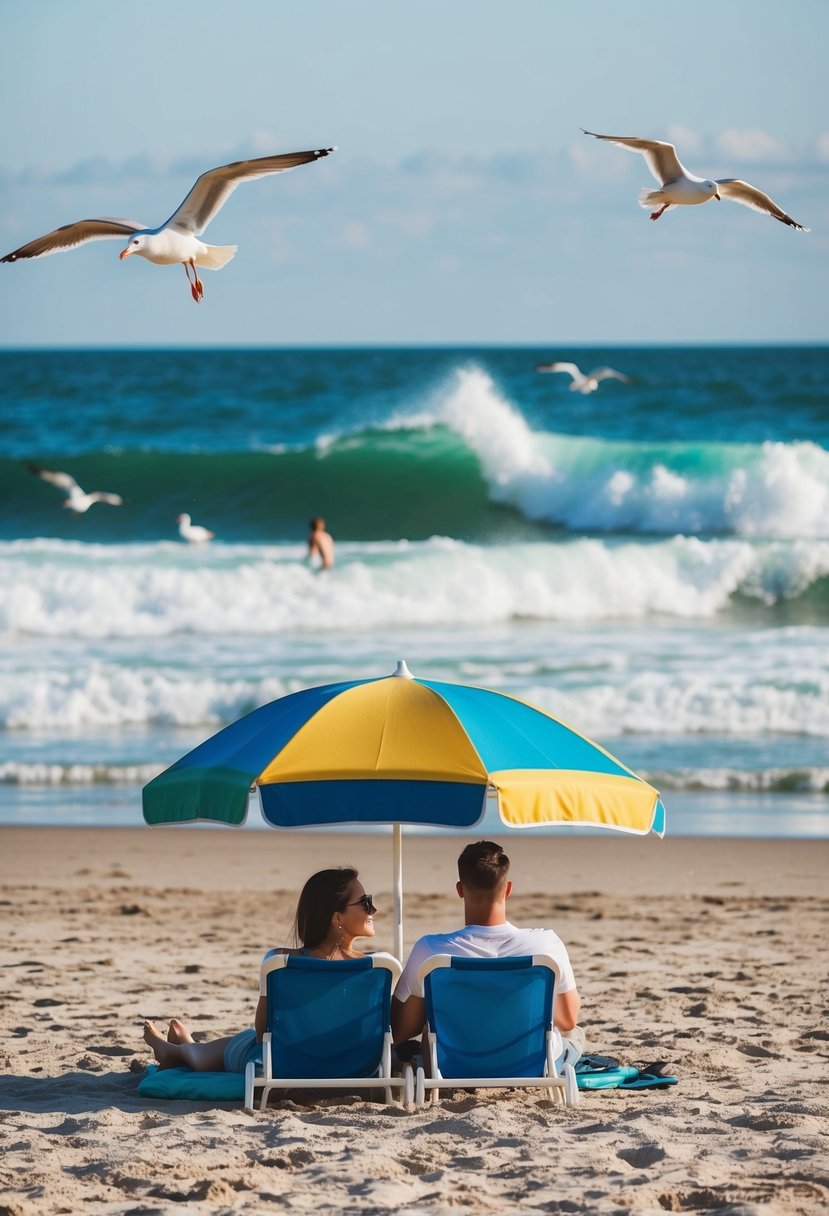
left=142, top=867, right=384, bottom=1074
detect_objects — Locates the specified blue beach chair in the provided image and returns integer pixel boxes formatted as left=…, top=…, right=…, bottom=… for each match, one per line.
left=244, top=953, right=413, bottom=1111
left=415, top=954, right=580, bottom=1107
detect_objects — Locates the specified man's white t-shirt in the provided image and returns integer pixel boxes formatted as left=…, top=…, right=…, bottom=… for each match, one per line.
left=395, top=922, right=576, bottom=1003
left=396, top=922, right=577, bottom=1060
left=395, top=921, right=577, bottom=1058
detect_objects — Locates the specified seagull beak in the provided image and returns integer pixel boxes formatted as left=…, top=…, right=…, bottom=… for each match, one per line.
left=714, top=192, right=721, bottom=201
left=119, top=248, right=132, bottom=261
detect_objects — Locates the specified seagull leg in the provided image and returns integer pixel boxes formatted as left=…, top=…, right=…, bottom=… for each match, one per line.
left=649, top=203, right=670, bottom=222
left=183, top=262, right=198, bottom=302
left=183, top=261, right=203, bottom=303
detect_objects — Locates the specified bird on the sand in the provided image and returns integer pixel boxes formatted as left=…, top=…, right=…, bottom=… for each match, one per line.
left=177, top=513, right=214, bottom=544
left=536, top=362, right=633, bottom=394
left=581, top=129, right=808, bottom=230
left=1, top=147, right=336, bottom=301
left=28, top=464, right=125, bottom=513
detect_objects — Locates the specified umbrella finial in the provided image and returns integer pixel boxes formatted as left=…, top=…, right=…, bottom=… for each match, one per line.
left=393, top=660, right=414, bottom=679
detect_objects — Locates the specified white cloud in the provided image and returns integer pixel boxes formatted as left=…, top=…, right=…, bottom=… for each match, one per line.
left=433, top=254, right=461, bottom=275
left=665, top=126, right=703, bottom=157
left=248, top=130, right=289, bottom=155
left=378, top=209, right=436, bottom=240
left=714, top=129, right=788, bottom=164
left=7, top=133, right=816, bottom=205
left=651, top=249, right=690, bottom=270
left=567, top=141, right=639, bottom=183
left=339, top=221, right=372, bottom=250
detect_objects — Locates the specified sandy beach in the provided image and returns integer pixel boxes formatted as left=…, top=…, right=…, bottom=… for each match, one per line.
left=1, top=825, right=828, bottom=1215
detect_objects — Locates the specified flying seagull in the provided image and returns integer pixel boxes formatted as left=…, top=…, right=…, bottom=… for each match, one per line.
left=28, top=464, right=125, bottom=513
left=581, top=129, right=807, bottom=230
left=177, top=513, right=214, bottom=544
left=536, top=362, right=633, bottom=394
left=2, top=147, right=336, bottom=301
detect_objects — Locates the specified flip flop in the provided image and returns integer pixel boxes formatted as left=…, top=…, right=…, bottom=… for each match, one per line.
left=618, top=1061, right=678, bottom=1089
left=575, top=1055, right=678, bottom=1090
left=574, top=1053, right=623, bottom=1074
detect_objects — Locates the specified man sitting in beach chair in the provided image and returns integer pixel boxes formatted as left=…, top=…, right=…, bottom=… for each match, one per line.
left=391, top=841, right=581, bottom=1067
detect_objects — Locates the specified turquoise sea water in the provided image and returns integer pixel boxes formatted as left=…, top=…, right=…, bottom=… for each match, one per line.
left=2, top=346, right=828, bottom=836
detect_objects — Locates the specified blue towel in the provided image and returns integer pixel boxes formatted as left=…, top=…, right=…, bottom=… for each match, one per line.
left=137, top=1064, right=245, bottom=1101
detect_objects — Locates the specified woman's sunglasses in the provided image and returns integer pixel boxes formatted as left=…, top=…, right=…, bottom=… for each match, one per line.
left=346, top=893, right=376, bottom=914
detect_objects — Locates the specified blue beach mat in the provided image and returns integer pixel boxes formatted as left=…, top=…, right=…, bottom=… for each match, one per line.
left=575, top=1055, right=677, bottom=1090
left=137, top=1064, right=244, bottom=1102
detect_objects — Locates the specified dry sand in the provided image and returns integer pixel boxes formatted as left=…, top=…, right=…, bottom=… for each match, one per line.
left=1, top=826, right=827, bottom=1215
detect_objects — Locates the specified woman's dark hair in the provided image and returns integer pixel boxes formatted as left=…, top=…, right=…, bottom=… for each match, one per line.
left=293, top=867, right=358, bottom=949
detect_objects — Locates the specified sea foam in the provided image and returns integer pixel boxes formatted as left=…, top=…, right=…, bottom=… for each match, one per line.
left=2, top=642, right=826, bottom=736
left=1, top=533, right=827, bottom=640
left=1, top=760, right=826, bottom=794
left=391, top=365, right=829, bottom=539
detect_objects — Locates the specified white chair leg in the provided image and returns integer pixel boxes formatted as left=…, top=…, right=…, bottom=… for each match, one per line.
left=244, top=1062, right=254, bottom=1112
left=564, top=1062, right=580, bottom=1106
left=415, top=1067, right=425, bottom=1106
left=403, top=1066, right=414, bottom=1108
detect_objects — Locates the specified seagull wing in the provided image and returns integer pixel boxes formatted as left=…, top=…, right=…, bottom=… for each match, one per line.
left=27, top=463, right=82, bottom=494
left=581, top=130, right=686, bottom=184
left=164, top=147, right=336, bottom=235
left=2, top=218, right=145, bottom=262
left=536, top=362, right=583, bottom=380
left=90, top=493, right=125, bottom=507
left=715, top=179, right=808, bottom=231
left=590, top=367, right=633, bottom=384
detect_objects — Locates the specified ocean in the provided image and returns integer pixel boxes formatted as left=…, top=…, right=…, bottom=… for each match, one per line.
left=2, top=346, right=827, bottom=836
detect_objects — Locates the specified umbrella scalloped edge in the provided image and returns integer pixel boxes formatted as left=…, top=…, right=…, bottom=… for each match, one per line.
left=491, top=769, right=664, bottom=836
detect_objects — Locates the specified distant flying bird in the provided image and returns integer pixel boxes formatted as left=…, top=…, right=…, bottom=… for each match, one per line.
left=1, top=147, right=336, bottom=302
left=581, top=129, right=808, bottom=230
left=177, top=513, right=214, bottom=544
left=28, top=464, right=125, bottom=513
left=536, top=362, right=633, bottom=394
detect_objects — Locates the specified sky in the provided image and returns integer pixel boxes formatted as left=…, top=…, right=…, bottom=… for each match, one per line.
left=0, top=0, right=827, bottom=347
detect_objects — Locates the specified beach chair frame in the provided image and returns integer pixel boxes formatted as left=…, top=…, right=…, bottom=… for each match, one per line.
left=245, top=953, right=413, bottom=1111
left=415, top=953, right=580, bottom=1107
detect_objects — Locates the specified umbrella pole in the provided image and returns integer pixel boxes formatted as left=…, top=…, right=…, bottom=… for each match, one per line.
left=392, top=822, right=403, bottom=962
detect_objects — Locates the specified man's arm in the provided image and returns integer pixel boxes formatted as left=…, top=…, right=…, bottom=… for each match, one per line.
left=254, top=995, right=267, bottom=1042
left=391, top=994, right=426, bottom=1044
left=554, top=987, right=580, bottom=1033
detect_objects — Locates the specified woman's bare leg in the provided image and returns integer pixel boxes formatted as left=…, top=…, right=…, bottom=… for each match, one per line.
left=143, top=1019, right=231, bottom=1071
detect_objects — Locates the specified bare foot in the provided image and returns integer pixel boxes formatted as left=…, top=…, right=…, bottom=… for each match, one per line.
left=143, top=1018, right=164, bottom=1046
left=143, top=1019, right=181, bottom=1070
left=167, top=1018, right=194, bottom=1045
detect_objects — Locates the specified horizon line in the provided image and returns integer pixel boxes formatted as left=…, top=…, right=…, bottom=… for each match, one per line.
left=1, top=339, right=827, bottom=353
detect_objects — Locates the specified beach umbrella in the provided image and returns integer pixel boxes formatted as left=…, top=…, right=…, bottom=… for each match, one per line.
left=143, top=661, right=665, bottom=959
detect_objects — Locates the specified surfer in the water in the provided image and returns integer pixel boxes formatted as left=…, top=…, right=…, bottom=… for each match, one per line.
left=307, top=516, right=335, bottom=570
